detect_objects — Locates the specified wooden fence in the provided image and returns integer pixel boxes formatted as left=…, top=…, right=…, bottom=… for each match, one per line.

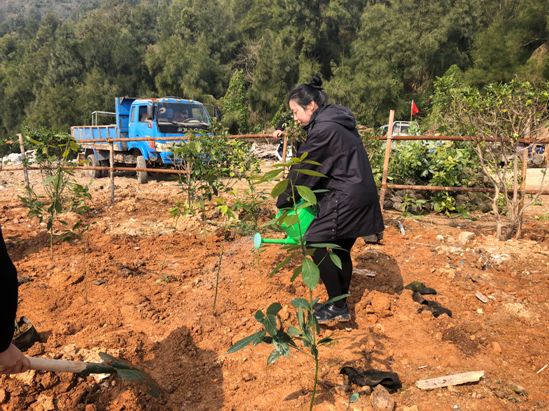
left=376, top=110, right=549, bottom=210
left=5, top=133, right=278, bottom=205
left=3, top=118, right=549, bottom=209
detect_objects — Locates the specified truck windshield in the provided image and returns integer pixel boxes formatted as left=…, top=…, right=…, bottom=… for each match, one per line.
left=156, top=103, right=211, bottom=130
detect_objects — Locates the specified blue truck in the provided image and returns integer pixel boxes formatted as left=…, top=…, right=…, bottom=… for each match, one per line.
left=71, top=97, right=212, bottom=183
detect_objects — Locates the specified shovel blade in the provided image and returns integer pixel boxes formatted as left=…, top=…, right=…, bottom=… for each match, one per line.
left=99, top=352, right=162, bottom=397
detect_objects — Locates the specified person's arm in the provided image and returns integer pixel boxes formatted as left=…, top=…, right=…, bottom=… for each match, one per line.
left=0, top=226, right=30, bottom=374
left=272, top=112, right=292, bottom=138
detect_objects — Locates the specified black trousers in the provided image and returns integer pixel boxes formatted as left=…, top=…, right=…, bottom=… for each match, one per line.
left=311, top=238, right=357, bottom=307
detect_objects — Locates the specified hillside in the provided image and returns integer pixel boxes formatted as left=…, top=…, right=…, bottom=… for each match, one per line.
left=0, top=0, right=99, bottom=32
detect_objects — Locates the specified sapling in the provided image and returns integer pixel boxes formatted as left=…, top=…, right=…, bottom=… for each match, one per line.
left=171, top=131, right=260, bottom=219
left=212, top=197, right=238, bottom=314
left=228, top=153, right=345, bottom=410
left=19, top=130, right=91, bottom=258
left=432, top=77, right=549, bottom=239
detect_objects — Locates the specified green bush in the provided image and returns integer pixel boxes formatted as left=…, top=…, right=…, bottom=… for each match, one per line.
left=171, top=132, right=260, bottom=215
left=221, top=69, right=249, bottom=134
left=362, top=133, right=484, bottom=214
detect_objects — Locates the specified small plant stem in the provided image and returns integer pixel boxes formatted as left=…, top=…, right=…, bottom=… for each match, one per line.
left=213, top=239, right=224, bottom=313
left=309, top=352, right=319, bottom=411
left=307, top=287, right=319, bottom=411
left=49, top=225, right=54, bottom=259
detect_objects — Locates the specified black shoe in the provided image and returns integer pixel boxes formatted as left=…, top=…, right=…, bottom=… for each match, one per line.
left=314, top=303, right=350, bottom=324
left=313, top=302, right=323, bottom=312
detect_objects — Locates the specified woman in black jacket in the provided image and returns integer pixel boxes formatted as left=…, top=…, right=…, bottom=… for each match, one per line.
left=276, top=76, right=384, bottom=324
left=0, top=226, right=30, bottom=374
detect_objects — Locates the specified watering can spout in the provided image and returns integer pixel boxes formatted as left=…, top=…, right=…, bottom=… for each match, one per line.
left=252, top=205, right=316, bottom=249
left=253, top=232, right=299, bottom=249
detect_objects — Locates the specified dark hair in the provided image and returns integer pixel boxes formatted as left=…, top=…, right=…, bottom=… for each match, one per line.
left=287, top=75, right=328, bottom=108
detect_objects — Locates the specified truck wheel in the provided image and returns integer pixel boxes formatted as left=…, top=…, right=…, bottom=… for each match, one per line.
left=87, top=154, right=103, bottom=179
left=136, top=155, right=148, bottom=184
left=100, top=160, right=109, bottom=178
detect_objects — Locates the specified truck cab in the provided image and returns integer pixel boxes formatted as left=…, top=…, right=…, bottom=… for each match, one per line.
left=126, top=97, right=211, bottom=164
left=72, top=96, right=212, bottom=183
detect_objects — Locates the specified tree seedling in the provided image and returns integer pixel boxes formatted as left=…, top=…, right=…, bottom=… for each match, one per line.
left=19, top=129, right=92, bottom=258
left=229, top=153, right=347, bottom=410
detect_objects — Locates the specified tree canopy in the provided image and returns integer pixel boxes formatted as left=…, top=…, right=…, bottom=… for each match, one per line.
left=0, top=0, right=547, bottom=145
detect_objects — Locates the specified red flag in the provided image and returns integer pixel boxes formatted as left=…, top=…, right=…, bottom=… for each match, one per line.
left=411, top=100, right=420, bottom=116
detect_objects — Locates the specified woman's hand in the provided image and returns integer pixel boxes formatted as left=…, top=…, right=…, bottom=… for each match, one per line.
left=0, top=344, right=30, bottom=374
left=272, top=129, right=284, bottom=138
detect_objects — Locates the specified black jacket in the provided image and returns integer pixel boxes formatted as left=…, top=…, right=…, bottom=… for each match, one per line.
left=276, top=105, right=384, bottom=242
left=0, top=226, right=18, bottom=352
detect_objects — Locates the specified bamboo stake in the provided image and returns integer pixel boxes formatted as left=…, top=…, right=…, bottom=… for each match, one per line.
left=385, top=183, right=549, bottom=195
left=109, top=142, right=115, bottom=205
left=71, top=134, right=277, bottom=144
left=371, top=135, right=549, bottom=143
left=281, top=134, right=289, bottom=179
left=379, top=110, right=395, bottom=210
left=17, top=134, right=30, bottom=191
left=70, top=133, right=549, bottom=144
left=281, top=134, right=289, bottom=164
left=519, top=147, right=528, bottom=208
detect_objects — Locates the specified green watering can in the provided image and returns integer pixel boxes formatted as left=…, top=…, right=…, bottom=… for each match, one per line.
left=253, top=205, right=316, bottom=249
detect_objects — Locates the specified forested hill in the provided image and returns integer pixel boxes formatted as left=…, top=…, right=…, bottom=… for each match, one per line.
left=0, top=0, right=547, bottom=144
left=0, top=0, right=100, bottom=32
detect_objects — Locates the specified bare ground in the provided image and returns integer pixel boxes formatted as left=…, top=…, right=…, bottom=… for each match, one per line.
left=0, top=168, right=547, bottom=411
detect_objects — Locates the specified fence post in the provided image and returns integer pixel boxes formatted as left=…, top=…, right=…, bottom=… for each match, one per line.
left=281, top=134, right=288, bottom=163
left=379, top=110, right=395, bottom=211
left=109, top=140, right=115, bottom=205
left=17, top=133, right=31, bottom=191
left=519, top=146, right=528, bottom=207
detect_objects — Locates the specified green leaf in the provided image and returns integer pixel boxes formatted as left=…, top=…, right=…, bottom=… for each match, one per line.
left=307, top=243, right=344, bottom=250
left=295, top=169, right=326, bottom=178
left=329, top=252, right=342, bottom=270
left=274, top=209, right=289, bottom=225
left=318, top=337, right=333, bottom=345
left=301, top=257, right=320, bottom=290
left=267, top=349, right=282, bottom=365
left=308, top=311, right=320, bottom=335
left=287, top=326, right=301, bottom=337
left=350, top=393, right=360, bottom=403
left=266, top=302, right=282, bottom=317
left=297, top=309, right=306, bottom=331
left=262, top=314, right=276, bottom=337
left=290, top=264, right=302, bottom=282
left=227, top=330, right=266, bottom=353
left=269, top=256, right=292, bottom=277
left=291, top=298, right=310, bottom=310
left=271, top=179, right=289, bottom=198
left=325, top=294, right=350, bottom=305
left=280, top=214, right=298, bottom=227
left=254, top=310, right=266, bottom=323
left=260, top=169, right=284, bottom=182
left=296, top=185, right=317, bottom=204
left=296, top=201, right=315, bottom=209
left=276, top=331, right=297, bottom=348
left=302, top=159, right=321, bottom=166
